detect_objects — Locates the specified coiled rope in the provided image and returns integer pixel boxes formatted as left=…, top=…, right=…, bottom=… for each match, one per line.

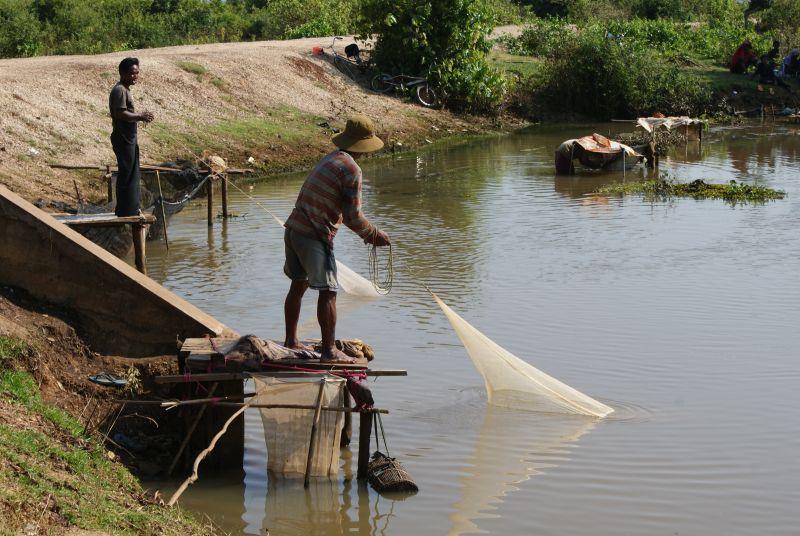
left=367, top=228, right=393, bottom=295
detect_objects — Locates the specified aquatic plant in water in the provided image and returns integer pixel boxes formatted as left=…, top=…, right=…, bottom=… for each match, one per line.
left=597, top=179, right=785, bottom=205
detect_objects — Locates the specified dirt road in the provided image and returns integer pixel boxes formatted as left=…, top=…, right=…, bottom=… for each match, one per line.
left=0, top=36, right=487, bottom=204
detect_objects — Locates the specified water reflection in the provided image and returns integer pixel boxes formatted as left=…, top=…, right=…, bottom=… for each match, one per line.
left=447, top=408, right=596, bottom=535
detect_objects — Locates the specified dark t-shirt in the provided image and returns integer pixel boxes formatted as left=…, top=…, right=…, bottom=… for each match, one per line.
left=109, top=82, right=136, bottom=142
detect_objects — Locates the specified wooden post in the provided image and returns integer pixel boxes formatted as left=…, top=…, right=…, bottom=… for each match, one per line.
left=132, top=223, right=147, bottom=275
left=207, top=178, right=214, bottom=227
left=645, top=142, right=656, bottom=169
left=304, top=379, right=327, bottom=488
left=357, top=411, right=372, bottom=480
left=341, top=388, right=352, bottom=447
left=155, top=171, right=170, bottom=251
left=106, top=165, right=113, bottom=203
left=220, top=174, right=229, bottom=219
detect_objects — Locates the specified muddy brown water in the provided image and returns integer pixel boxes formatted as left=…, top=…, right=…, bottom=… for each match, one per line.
left=147, top=123, right=800, bottom=535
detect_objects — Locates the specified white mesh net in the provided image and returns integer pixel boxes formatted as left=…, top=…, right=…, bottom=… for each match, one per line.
left=432, top=292, right=614, bottom=418
left=253, top=376, right=345, bottom=477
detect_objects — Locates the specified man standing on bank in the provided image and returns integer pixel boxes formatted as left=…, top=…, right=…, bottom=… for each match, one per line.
left=283, top=115, right=390, bottom=362
left=109, top=57, right=154, bottom=217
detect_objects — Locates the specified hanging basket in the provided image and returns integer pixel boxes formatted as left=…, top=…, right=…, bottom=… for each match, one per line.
left=367, top=451, right=418, bottom=494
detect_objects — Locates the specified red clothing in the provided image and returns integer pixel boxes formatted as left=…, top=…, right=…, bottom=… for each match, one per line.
left=285, top=151, right=375, bottom=248
left=731, top=45, right=756, bottom=69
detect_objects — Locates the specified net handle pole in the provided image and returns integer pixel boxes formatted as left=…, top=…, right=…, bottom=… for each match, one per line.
left=304, top=378, right=327, bottom=488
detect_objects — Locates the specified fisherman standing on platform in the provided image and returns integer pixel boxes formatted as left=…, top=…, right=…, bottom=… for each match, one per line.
left=109, top=57, right=154, bottom=216
left=283, top=115, right=390, bottom=362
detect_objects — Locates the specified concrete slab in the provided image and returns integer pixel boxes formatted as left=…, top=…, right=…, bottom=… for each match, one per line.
left=0, top=185, right=237, bottom=357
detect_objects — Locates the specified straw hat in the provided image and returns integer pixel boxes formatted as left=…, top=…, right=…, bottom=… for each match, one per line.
left=332, top=115, right=384, bottom=153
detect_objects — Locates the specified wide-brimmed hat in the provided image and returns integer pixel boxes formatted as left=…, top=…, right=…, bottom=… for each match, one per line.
left=332, top=115, right=384, bottom=153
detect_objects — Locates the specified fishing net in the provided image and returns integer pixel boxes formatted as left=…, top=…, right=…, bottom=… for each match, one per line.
left=253, top=376, right=346, bottom=477
left=431, top=293, right=614, bottom=418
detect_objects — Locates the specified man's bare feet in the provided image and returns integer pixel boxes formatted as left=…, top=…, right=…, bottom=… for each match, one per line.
left=320, top=347, right=356, bottom=363
left=284, top=340, right=313, bottom=352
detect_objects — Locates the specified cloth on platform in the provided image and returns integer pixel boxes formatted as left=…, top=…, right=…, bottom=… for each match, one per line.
left=636, top=116, right=701, bottom=134
left=217, top=335, right=373, bottom=371
left=254, top=376, right=345, bottom=477
left=311, top=338, right=375, bottom=361
left=222, top=335, right=318, bottom=370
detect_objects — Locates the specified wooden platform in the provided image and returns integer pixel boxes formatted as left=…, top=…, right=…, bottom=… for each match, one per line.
left=53, top=212, right=156, bottom=227
left=180, top=337, right=373, bottom=372
left=166, top=336, right=406, bottom=479
left=53, top=212, right=155, bottom=274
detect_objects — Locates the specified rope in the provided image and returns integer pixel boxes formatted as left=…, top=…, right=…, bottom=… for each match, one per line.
left=367, top=228, right=393, bottom=295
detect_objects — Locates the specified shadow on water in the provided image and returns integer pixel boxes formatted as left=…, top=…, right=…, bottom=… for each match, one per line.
left=446, top=407, right=597, bottom=536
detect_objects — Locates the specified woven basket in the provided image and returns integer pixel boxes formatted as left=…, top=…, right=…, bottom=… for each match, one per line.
left=367, top=451, right=418, bottom=493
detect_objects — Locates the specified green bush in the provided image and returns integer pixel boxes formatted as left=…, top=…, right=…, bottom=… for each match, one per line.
left=0, top=0, right=42, bottom=57
left=506, top=16, right=576, bottom=57
left=358, top=0, right=507, bottom=113
left=507, top=16, right=771, bottom=65
left=528, top=32, right=714, bottom=119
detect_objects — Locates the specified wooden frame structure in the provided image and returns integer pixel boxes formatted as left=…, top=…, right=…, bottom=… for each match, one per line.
left=53, top=212, right=155, bottom=274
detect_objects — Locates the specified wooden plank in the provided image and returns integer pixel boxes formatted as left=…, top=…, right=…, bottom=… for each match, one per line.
left=50, top=163, right=254, bottom=174
left=54, top=213, right=156, bottom=227
left=154, top=369, right=407, bottom=384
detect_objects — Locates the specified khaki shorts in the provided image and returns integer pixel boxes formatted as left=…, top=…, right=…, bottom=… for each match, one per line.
left=283, top=228, right=339, bottom=291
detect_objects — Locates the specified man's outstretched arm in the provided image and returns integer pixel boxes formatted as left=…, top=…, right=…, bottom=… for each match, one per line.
left=342, top=171, right=390, bottom=246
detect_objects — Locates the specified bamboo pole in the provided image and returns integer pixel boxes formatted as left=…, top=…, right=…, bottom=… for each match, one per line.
left=105, top=165, right=113, bottom=203
left=155, top=170, right=170, bottom=251
left=167, top=392, right=259, bottom=507
left=304, top=379, right=327, bottom=488
left=207, top=178, right=214, bottom=227
left=111, top=398, right=388, bottom=414
left=220, top=173, right=229, bottom=219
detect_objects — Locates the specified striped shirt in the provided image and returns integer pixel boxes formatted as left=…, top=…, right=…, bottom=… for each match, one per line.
left=285, top=150, right=375, bottom=247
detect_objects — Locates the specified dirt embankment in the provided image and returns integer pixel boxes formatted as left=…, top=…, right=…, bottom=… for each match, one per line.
left=0, top=285, right=213, bottom=534
left=0, top=36, right=512, bottom=206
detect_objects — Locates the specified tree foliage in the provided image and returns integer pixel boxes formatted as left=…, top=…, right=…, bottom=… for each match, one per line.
left=357, top=0, right=507, bottom=113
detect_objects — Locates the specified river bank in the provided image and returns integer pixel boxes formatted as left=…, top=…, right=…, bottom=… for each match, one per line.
left=0, top=286, right=216, bottom=534
left=0, top=35, right=521, bottom=208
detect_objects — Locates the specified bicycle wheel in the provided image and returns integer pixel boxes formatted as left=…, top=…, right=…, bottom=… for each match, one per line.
left=371, top=74, right=393, bottom=93
left=416, top=84, right=437, bottom=107
left=334, top=56, right=356, bottom=81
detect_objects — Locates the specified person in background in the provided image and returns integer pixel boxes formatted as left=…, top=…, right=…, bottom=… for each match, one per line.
left=730, top=40, right=757, bottom=74
left=282, top=115, right=390, bottom=362
left=109, top=57, right=154, bottom=217
left=781, top=49, right=800, bottom=78
left=755, top=53, right=791, bottom=90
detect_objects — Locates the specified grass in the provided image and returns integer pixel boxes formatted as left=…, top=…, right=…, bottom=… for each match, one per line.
left=0, top=336, right=30, bottom=364
left=152, top=106, right=322, bottom=160
left=597, top=178, right=786, bottom=204
left=176, top=61, right=208, bottom=77
left=489, top=51, right=542, bottom=79
left=0, top=339, right=211, bottom=535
